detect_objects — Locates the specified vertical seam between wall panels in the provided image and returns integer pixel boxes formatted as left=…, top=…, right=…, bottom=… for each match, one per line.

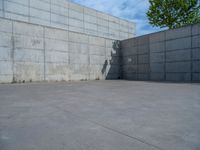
left=104, top=38, right=109, bottom=79
left=136, top=40, right=139, bottom=80
left=28, top=0, right=30, bottom=22
left=87, top=37, right=89, bottom=79
left=43, top=27, right=46, bottom=81
left=67, top=30, right=70, bottom=81
left=164, top=31, right=166, bottom=81
left=49, top=0, right=51, bottom=25
left=83, top=7, right=85, bottom=34
left=2, top=0, right=5, bottom=17
left=88, top=35, right=90, bottom=80
left=121, top=41, right=123, bottom=79
left=190, top=25, right=193, bottom=82
left=119, top=41, right=122, bottom=79
left=108, top=19, right=110, bottom=40
left=97, top=12, right=100, bottom=38
left=148, top=36, right=150, bottom=80
left=104, top=39, right=107, bottom=79
left=67, top=2, right=69, bottom=32
left=11, top=21, right=15, bottom=82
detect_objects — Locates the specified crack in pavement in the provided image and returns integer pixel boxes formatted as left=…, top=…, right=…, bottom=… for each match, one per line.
left=54, top=106, right=164, bottom=150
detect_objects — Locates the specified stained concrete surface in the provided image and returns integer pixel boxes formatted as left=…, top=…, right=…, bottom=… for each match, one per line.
left=0, top=80, right=200, bottom=150
left=0, top=17, right=121, bottom=83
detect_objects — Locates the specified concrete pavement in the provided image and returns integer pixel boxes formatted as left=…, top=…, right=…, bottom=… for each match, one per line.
left=0, top=81, right=200, bottom=150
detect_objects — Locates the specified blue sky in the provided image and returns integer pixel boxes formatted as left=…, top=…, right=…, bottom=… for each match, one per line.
left=72, top=0, right=161, bottom=36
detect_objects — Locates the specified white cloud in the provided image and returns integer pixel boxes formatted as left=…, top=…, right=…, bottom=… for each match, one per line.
left=72, top=0, right=161, bottom=36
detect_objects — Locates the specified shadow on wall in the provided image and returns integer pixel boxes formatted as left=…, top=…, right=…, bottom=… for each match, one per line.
left=101, top=40, right=122, bottom=80
left=120, top=23, right=200, bottom=82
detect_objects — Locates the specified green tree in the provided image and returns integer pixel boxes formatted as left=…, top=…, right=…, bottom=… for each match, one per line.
left=147, top=0, right=200, bottom=29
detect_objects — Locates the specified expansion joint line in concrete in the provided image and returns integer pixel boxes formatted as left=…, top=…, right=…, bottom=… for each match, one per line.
left=190, top=25, right=193, bottom=81
left=43, top=27, right=46, bottom=81
left=11, top=22, right=15, bottom=82
left=148, top=36, right=150, bottom=80
left=67, top=29, right=70, bottom=80
left=2, top=0, right=5, bottom=18
left=28, top=0, right=30, bottom=22
left=119, top=40, right=123, bottom=79
left=136, top=42, right=139, bottom=80
left=55, top=106, right=164, bottom=150
left=164, top=31, right=167, bottom=80
left=49, top=0, right=52, bottom=24
left=88, top=36, right=90, bottom=80
left=104, top=39, right=106, bottom=78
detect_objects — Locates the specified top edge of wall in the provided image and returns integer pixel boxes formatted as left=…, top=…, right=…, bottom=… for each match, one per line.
left=122, top=22, right=200, bottom=42
left=67, top=0, right=136, bottom=25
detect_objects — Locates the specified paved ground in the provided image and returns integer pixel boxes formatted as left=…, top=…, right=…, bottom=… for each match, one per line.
left=0, top=81, right=200, bottom=150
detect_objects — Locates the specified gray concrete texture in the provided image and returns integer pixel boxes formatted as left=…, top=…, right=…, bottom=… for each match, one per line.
left=0, top=81, right=200, bottom=150
left=0, top=17, right=120, bottom=83
left=121, top=23, right=200, bottom=82
left=0, top=0, right=135, bottom=40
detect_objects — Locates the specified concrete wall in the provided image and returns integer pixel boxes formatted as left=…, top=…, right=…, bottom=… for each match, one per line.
left=1, top=1, right=198, bottom=83
left=121, top=23, right=200, bottom=82
left=0, top=0, right=135, bottom=40
left=0, top=17, right=120, bottom=83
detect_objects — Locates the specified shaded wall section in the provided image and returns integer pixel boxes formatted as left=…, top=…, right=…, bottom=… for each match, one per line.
left=0, top=17, right=120, bottom=83
left=121, top=23, right=200, bottom=82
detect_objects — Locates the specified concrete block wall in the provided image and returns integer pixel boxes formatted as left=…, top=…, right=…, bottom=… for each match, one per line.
left=121, top=23, right=200, bottom=82
left=0, top=17, right=120, bottom=83
left=149, top=32, right=165, bottom=81
left=122, top=35, right=150, bottom=80
left=165, top=26, right=192, bottom=81
left=0, top=0, right=135, bottom=40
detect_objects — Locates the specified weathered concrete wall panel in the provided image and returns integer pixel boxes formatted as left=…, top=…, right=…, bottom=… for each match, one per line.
left=0, top=18, right=13, bottom=83
left=12, top=21, right=45, bottom=82
left=121, top=35, right=150, bottom=81
left=0, top=17, right=120, bottom=83
left=192, top=24, right=200, bottom=82
left=0, top=0, right=135, bottom=40
left=121, top=23, right=200, bottom=82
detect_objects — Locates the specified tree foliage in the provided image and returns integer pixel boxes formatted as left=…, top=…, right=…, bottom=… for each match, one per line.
left=147, top=0, right=200, bottom=29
